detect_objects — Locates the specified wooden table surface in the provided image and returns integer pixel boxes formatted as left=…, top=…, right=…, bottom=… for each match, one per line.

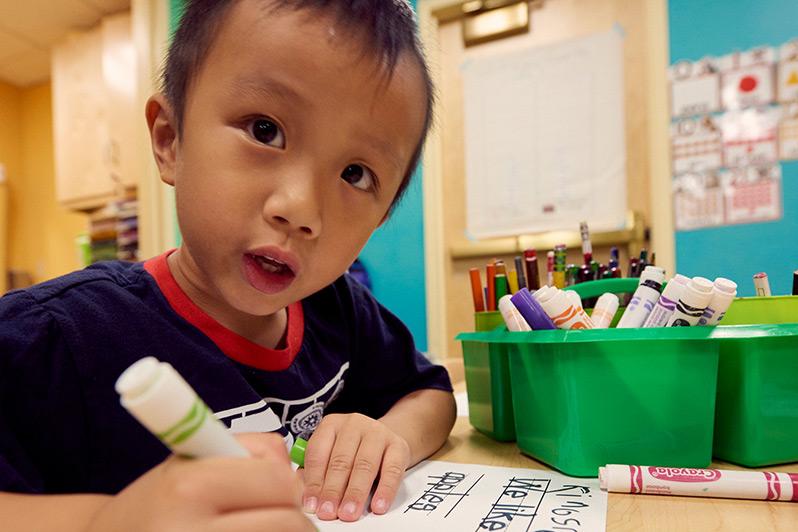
left=431, top=416, right=798, bottom=531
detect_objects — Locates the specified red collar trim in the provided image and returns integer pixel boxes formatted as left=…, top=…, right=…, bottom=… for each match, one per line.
left=143, top=250, right=303, bottom=371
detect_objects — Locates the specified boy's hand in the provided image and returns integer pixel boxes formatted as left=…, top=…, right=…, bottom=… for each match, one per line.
left=302, top=413, right=410, bottom=522
left=86, top=433, right=315, bottom=532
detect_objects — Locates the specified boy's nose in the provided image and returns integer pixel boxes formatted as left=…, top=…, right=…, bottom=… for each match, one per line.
left=262, top=179, right=322, bottom=239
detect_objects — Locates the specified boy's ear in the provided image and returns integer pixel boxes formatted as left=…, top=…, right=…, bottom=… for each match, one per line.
left=145, top=94, right=179, bottom=187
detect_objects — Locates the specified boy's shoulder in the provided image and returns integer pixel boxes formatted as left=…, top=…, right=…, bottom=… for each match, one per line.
left=7, top=260, right=146, bottom=305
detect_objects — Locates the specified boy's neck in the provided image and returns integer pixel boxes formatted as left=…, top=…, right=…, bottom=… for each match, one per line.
left=166, top=248, right=288, bottom=350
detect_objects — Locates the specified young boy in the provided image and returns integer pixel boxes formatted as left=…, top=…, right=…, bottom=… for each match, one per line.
left=0, top=0, right=456, bottom=529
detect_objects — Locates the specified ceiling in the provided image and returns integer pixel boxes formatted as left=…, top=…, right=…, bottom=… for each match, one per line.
left=0, top=0, right=130, bottom=87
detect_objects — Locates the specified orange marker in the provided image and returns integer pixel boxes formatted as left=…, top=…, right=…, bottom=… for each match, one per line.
left=486, top=263, right=497, bottom=311
left=469, top=268, right=485, bottom=312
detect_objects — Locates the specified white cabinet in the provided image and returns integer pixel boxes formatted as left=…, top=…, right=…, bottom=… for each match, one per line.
left=52, top=12, right=138, bottom=211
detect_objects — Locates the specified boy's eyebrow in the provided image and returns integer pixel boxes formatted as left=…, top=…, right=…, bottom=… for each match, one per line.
left=229, top=75, right=310, bottom=107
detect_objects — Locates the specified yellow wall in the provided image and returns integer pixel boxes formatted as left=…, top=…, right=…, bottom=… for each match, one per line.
left=4, top=83, right=87, bottom=286
left=0, top=81, right=22, bottom=292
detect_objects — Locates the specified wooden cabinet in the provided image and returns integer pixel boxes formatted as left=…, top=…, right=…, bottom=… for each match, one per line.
left=52, top=12, right=138, bottom=211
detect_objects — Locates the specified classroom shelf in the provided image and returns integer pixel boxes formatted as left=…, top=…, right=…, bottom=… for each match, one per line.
left=449, top=211, right=646, bottom=259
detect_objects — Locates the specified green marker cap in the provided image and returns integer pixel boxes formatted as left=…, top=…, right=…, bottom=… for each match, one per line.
left=290, top=437, right=307, bottom=467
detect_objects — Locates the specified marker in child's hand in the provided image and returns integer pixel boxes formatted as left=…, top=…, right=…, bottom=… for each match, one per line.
left=116, top=356, right=306, bottom=465
left=600, top=464, right=797, bottom=502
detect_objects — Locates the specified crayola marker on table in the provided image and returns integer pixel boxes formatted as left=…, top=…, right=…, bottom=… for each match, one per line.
left=698, top=278, right=738, bottom=325
left=116, top=357, right=306, bottom=465
left=498, top=295, right=532, bottom=332
left=753, top=272, right=771, bottom=297
left=665, top=276, right=713, bottom=327
left=600, top=464, right=797, bottom=502
left=591, top=293, right=619, bottom=329
left=617, top=266, right=665, bottom=329
left=642, top=274, right=689, bottom=328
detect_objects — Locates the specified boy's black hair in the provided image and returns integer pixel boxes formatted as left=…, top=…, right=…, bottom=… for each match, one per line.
left=163, top=0, right=434, bottom=210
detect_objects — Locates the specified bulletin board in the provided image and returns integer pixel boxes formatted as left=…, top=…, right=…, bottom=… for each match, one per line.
left=668, top=0, right=798, bottom=296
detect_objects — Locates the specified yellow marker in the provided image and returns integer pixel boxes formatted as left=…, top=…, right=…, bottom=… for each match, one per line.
left=507, top=270, right=519, bottom=294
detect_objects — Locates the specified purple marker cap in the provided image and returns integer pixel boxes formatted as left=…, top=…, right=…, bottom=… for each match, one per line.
left=510, top=288, right=556, bottom=330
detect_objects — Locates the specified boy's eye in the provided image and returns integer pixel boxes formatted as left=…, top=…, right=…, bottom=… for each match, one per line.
left=340, top=164, right=377, bottom=192
left=249, top=118, right=285, bottom=148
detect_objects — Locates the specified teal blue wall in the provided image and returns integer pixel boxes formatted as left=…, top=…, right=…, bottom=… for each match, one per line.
left=669, top=0, right=798, bottom=296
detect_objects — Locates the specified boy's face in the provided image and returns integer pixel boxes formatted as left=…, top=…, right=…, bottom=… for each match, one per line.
left=149, top=0, right=426, bottom=321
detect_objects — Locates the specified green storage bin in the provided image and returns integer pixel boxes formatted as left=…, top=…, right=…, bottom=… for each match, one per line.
left=458, top=327, right=720, bottom=477
left=710, top=295, right=798, bottom=466
left=458, top=312, right=516, bottom=441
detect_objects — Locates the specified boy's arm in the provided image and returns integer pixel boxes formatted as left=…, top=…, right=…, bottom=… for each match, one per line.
left=379, top=388, right=457, bottom=466
left=0, top=434, right=314, bottom=532
left=0, top=493, right=109, bottom=532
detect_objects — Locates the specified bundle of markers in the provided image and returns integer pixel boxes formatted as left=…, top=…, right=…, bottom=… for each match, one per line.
left=469, top=221, right=740, bottom=332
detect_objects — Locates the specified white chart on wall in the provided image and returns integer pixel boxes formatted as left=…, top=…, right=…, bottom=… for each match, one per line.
left=462, top=29, right=627, bottom=239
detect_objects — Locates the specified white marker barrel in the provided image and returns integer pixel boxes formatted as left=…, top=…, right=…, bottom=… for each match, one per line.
left=498, top=295, right=532, bottom=332
left=599, top=464, right=797, bottom=501
left=617, top=266, right=665, bottom=329
left=753, top=272, right=771, bottom=297
left=665, top=277, right=714, bottom=327
left=698, top=278, right=738, bottom=326
left=565, top=290, right=583, bottom=310
left=116, top=357, right=249, bottom=458
left=591, top=293, right=619, bottom=329
left=643, top=274, right=690, bottom=328
left=536, top=288, right=594, bottom=329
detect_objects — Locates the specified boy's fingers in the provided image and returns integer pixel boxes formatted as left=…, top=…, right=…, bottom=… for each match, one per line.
left=209, top=508, right=317, bottom=532
left=168, top=456, right=301, bottom=512
left=301, top=424, right=336, bottom=514
left=371, top=441, right=409, bottom=515
left=337, top=432, right=385, bottom=521
left=235, top=432, right=290, bottom=462
left=316, top=430, right=362, bottom=520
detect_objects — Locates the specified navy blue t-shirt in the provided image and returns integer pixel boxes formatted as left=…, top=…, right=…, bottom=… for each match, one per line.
left=0, top=252, right=451, bottom=494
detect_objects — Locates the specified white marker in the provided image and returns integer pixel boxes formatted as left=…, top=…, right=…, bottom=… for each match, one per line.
left=116, top=357, right=249, bottom=458
left=617, top=266, right=665, bottom=329
left=642, top=274, right=690, bottom=328
left=535, top=287, right=594, bottom=329
left=753, top=272, right=771, bottom=297
left=665, top=276, right=714, bottom=327
left=698, top=278, right=738, bottom=325
left=498, top=295, right=532, bottom=332
left=590, top=293, right=619, bottom=329
left=600, top=464, right=797, bottom=502
left=565, top=290, right=583, bottom=310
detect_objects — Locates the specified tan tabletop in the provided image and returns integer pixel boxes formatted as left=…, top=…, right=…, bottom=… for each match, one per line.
left=431, top=416, right=798, bottom=531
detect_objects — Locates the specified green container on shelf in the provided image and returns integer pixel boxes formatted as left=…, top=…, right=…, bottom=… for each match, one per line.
left=458, top=326, right=720, bottom=477
left=458, top=311, right=516, bottom=441
left=710, top=295, right=798, bottom=467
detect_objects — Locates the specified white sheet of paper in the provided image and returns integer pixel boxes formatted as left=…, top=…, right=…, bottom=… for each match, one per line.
left=313, top=460, right=607, bottom=531
left=461, top=29, right=626, bottom=238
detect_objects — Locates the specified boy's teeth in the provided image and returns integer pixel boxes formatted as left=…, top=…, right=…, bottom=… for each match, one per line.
left=254, top=255, right=287, bottom=273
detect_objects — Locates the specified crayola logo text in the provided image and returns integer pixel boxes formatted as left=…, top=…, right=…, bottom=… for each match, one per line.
left=648, top=467, right=722, bottom=482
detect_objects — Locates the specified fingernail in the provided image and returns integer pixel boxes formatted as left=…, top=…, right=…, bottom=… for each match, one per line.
left=373, top=497, right=388, bottom=513
left=303, top=496, right=318, bottom=513
left=319, top=501, right=335, bottom=516
left=341, top=501, right=357, bottom=518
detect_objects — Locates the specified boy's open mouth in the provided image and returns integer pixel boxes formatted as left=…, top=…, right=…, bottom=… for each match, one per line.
left=242, top=253, right=297, bottom=295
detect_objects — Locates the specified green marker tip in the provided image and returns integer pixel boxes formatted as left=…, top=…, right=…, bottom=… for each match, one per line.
left=291, top=437, right=307, bottom=468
